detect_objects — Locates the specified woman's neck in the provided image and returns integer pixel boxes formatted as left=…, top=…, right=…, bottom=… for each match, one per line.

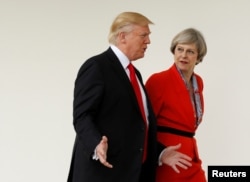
left=182, top=71, right=192, bottom=83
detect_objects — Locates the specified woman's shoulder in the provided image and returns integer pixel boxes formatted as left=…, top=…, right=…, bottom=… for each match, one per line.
left=145, top=69, right=173, bottom=94
left=147, top=65, right=175, bottom=82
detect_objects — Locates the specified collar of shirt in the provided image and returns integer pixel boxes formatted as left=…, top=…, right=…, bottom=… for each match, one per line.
left=110, top=45, right=149, bottom=121
left=110, top=45, right=130, bottom=72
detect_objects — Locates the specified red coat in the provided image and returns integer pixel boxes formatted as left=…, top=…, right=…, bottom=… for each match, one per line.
left=145, top=64, right=206, bottom=182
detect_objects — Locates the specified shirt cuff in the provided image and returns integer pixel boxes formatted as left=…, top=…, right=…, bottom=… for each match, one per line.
left=158, top=148, right=167, bottom=166
left=92, top=148, right=99, bottom=160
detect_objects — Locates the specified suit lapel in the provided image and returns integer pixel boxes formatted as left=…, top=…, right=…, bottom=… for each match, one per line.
left=105, top=48, right=144, bottom=113
left=105, top=48, right=132, bottom=87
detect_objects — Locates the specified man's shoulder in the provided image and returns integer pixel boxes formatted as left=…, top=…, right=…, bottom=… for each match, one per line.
left=79, top=48, right=110, bottom=67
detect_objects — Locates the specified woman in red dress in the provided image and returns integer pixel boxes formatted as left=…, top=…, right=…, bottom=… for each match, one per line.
left=146, top=28, right=207, bottom=182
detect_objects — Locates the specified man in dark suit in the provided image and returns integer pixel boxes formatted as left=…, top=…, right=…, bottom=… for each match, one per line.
left=67, top=12, right=158, bottom=182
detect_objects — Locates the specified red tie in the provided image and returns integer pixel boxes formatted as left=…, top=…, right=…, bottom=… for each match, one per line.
left=128, top=63, right=148, bottom=162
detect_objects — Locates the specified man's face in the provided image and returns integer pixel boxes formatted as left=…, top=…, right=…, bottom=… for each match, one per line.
left=123, top=25, right=151, bottom=61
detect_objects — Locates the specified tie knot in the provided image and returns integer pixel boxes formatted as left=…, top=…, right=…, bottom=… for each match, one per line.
left=128, top=63, right=133, bottom=68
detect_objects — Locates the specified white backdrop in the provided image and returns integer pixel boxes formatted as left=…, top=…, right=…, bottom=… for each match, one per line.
left=1, top=0, right=250, bottom=181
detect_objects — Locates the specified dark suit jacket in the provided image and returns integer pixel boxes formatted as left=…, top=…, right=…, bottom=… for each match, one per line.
left=67, top=48, right=158, bottom=182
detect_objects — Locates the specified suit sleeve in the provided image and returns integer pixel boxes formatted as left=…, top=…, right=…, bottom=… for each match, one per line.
left=73, top=60, right=103, bottom=157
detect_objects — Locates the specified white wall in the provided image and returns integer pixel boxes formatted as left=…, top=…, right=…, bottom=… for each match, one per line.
left=1, top=0, right=250, bottom=181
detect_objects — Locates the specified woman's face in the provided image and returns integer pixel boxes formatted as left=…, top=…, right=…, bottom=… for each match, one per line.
left=174, top=43, right=199, bottom=74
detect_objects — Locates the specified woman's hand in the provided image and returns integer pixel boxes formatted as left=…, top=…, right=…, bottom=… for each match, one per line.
left=160, top=143, right=192, bottom=173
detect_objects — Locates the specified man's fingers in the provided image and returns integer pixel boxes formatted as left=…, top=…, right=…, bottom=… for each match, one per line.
left=170, top=143, right=182, bottom=150
left=101, top=136, right=108, bottom=143
left=99, top=156, right=113, bottom=168
left=172, top=165, right=180, bottom=173
left=102, top=161, right=113, bottom=168
left=97, top=148, right=113, bottom=168
left=180, top=154, right=192, bottom=161
left=176, top=161, right=189, bottom=169
left=179, top=158, right=192, bottom=167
